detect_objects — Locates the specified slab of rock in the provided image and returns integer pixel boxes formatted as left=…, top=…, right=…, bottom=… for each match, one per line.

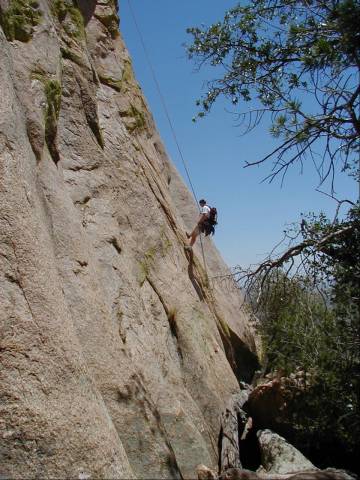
left=0, top=0, right=259, bottom=478
left=197, top=464, right=218, bottom=480
left=218, top=468, right=357, bottom=480
left=257, top=429, right=315, bottom=475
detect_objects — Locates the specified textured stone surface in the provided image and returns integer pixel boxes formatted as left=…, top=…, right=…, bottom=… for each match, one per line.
left=219, top=468, right=357, bottom=480
left=247, top=377, right=292, bottom=436
left=0, top=1, right=258, bottom=478
left=257, top=430, right=315, bottom=475
left=248, top=371, right=312, bottom=440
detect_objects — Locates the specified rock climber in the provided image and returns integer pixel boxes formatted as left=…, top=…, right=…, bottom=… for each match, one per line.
left=186, top=199, right=211, bottom=248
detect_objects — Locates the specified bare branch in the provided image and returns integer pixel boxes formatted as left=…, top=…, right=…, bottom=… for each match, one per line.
left=233, top=224, right=354, bottom=291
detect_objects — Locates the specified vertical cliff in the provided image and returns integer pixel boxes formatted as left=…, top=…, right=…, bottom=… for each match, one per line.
left=0, top=1, right=258, bottom=478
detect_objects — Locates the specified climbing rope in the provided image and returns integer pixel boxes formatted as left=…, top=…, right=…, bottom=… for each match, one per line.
left=126, top=0, right=209, bottom=280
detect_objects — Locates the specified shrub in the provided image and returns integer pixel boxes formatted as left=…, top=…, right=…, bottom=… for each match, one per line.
left=255, top=267, right=359, bottom=472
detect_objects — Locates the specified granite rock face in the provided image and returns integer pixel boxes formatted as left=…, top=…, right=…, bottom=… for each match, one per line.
left=0, top=1, right=258, bottom=478
left=256, top=430, right=315, bottom=475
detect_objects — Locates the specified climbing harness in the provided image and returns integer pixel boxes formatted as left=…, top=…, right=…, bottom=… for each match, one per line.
left=127, top=0, right=209, bottom=279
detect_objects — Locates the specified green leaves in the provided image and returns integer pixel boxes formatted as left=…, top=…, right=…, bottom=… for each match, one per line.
left=249, top=205, right=360, bottom=469
left=186, top=0, right=360, bottom=182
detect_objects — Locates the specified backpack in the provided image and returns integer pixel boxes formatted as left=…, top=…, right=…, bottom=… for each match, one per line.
left=209, top=207, right=218, bottom=226
left=204, top=207, right=218, bottom=236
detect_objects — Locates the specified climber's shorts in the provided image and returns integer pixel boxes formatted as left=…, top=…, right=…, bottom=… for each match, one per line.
left=196, top=223, right=206, bottom=235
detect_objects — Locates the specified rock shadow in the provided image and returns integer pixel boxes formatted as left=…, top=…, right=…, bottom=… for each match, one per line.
left=76, top=0, right=97, bottom=25
left=218, top=325, right=259, bottom=384
left=185, top=249, right=205, bottom=302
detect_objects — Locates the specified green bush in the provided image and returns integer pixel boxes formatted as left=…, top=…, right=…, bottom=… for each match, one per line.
left=256, top=264, right=359, bottom=471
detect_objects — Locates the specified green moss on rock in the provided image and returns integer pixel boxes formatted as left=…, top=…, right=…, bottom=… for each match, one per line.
left=138, top=245, right=157, bottom=285
left=95, top=10, right=119, bottom=39
left=51, top=0, right=67, bottom=20
left=60, top=46, right=84, bottom=67
left=29, top=72, right=62, bottom=147
left=44, top=80, right=62, bottom=163
left=122, top=59, right=134, bottom=86
left=98, top=60, right=136, bottom=94
left=45, top=80, right=61, bottom=119
left=125, top=104, right=146, bottom=133
left=0, top=0, right=42, bottom=42
left=30, top=68, right=47, bottom=82
left=98, top=74, right=122, bottom=92
left=51, top=0, right=85, bottom=40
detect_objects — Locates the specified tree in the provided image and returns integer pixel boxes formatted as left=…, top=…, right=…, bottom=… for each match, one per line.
left=237, top=204, right=360, bottom=473
left=187, top=2, right=360, bottom=472
left=186, top=0, right=360, bottom=288
left=186, top=0, right=360, bottom=185
left=250, top=264, right=359, bottom=472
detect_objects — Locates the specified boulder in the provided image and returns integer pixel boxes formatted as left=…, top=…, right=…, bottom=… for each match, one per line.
left=218, top=468, right=357, bottom=480
left=257, top=429, right=315, bottom=475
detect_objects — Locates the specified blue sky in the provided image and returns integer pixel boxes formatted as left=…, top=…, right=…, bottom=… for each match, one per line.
left=120, top=0, right=358, bottom=269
